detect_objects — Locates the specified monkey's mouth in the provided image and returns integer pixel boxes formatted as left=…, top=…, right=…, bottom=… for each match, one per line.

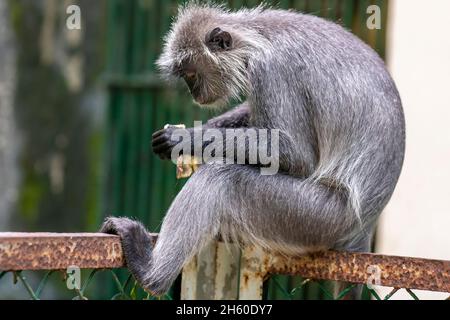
left=194, top=96, right=219, bottom=106
left=188, top=87, right=219, bottom=106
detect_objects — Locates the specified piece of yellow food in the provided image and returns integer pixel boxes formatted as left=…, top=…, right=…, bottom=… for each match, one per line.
left=165, top=124, right=201, bottom=179
left=176, top=154, right=201, bottom=179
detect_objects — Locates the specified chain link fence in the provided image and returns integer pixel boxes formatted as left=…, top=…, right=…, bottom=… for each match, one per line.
left=0, top=269, right=173, bottom=300
left=0, top=270, right=441, bottom=300
left=266, top=276, right=422, bottom=300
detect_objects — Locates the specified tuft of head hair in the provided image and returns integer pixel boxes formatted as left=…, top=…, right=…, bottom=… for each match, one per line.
left=156, top=1, right=269, bottom=107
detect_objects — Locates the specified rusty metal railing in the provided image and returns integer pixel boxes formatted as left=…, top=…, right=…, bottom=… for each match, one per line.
left=0, top=233, right=125, bottom=270
left=238, top=246, right=450, bottom=299
left=0, top=233, right=163, bottom=300
left=1, top=233, right=449, bottom=300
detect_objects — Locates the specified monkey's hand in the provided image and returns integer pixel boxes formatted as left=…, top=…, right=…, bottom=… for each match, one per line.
left=99, top=217, right=160, bottom=295
left=151, top=125, right=185, bottom=160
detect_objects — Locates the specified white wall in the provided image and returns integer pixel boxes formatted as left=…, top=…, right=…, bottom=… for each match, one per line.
left=376, top=0, right=450, bottom=299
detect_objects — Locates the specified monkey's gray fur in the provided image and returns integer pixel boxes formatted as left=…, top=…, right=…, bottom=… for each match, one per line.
left=101, top=2, right=405, bottom=298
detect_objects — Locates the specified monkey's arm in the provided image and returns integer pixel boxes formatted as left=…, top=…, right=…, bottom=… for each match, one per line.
left=205, top=103, right=250, bottom=129
left=152, top=102, right=251, bottom=157
left=153, top=124, right=295, bottom=173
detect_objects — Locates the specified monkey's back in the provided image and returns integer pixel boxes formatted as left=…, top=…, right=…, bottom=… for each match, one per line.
left=239, top=9, right=405, bottom=221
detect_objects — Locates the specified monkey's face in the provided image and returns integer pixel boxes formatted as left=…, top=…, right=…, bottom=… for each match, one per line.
left=158, top=20, right=251, bottom=108
left=176, top=55, right=232, bottom=107
left=165, top=27, right=246, bottom=108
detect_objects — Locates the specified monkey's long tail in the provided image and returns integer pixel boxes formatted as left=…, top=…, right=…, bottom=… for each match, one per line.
left=143, top=163, right=362, bottom=295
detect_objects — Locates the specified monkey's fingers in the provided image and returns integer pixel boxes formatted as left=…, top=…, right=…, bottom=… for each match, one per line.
left=152, top=129, right=166, bottom=139
left=151, top=130, right=175, bottom=157
left=152, top=124, right=184, bottom=139
left=151, top=134, right=171, bottom=147
left=152, top=143, right=174, bottom=160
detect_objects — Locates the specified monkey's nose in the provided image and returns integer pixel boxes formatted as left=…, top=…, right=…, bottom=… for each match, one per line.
left=185, top=71, right=196, bottom=78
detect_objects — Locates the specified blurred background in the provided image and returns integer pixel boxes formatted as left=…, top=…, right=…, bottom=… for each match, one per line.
left=0, top=0, right=448, bottom=299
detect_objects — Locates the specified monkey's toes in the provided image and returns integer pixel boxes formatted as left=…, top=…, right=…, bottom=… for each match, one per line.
left=141, top=278, right=173, bottom=298
left=99, top=216, right=121, bottom=234
left=100, top=217, right=155, bottom=288
left=99, top=217, right=143, bottom=236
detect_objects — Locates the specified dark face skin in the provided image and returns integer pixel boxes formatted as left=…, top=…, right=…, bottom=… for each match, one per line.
left=179, top=61, right=200, bottom=101
left=175, top=27, right=233, bottom=106
left=178, top=59, right=218, bottom=105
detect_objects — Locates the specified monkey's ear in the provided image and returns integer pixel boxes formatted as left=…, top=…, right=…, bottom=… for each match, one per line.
left=206, top=27, right=233, bottom=51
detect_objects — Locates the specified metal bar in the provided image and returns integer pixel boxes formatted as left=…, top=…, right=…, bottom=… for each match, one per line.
left=1, top=233, right=449, bottom=294
left=265, top=251, right=450, bottom=293
left=0, top=232, right=150, bottom=271
left=0, top=233, right=125, bottom=270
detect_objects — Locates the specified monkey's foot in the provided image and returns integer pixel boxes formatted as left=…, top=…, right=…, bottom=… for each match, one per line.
left=100, top=217, right=163, bottom=294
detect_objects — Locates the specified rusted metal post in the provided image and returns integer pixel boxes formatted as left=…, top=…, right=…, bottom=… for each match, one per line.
left=180, top=255, right=198, bottom=300
left=181, top=242, right=217, bottom=300
left=238, top=246, right=267, bottom=300
left=214, top=242, right=240, bottom=300
left=181, top=241, right=240, bottom=300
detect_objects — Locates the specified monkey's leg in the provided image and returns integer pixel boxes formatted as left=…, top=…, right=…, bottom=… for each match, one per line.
left=102, top=163, right=361, bottom=296
left=211, top=165, right=360, bottom=254
left=100, top=164, right=229, bottom=295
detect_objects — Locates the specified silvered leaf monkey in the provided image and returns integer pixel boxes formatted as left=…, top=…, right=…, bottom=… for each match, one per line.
left=101, top=3, right=405, bottom=297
